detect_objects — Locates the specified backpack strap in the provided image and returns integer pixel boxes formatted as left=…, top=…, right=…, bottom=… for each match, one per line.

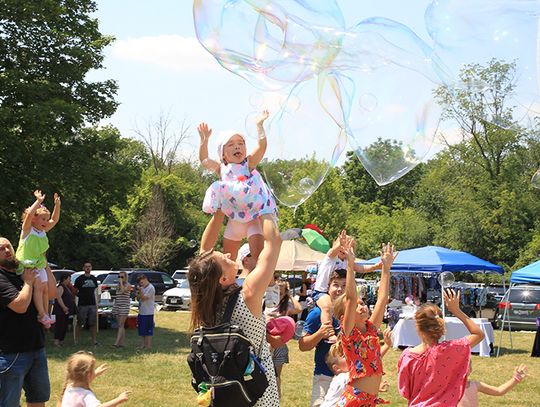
left=221, top=286, right=241, bottom=324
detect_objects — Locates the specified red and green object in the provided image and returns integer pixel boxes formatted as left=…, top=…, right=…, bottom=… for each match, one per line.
left=301, top=228, right=330, bottom=253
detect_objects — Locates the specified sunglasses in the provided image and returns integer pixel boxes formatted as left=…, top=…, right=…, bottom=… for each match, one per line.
left=119, top=275, right=126, bottom=279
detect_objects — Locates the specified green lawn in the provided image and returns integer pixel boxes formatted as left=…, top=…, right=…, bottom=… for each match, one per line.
left=40, top=311, right=539, bottom=406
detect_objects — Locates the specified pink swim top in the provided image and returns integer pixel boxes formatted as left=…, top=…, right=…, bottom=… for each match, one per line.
left=397, top=337, right=471, bottom=407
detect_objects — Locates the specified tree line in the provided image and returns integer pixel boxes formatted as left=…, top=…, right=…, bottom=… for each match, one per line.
left=1, top=1, right=539, bottom=276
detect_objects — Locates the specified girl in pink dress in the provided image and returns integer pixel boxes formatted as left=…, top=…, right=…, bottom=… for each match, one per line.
left=198, top=110, right=277, bottom=261
left=397, top=290, right=486, bottom=407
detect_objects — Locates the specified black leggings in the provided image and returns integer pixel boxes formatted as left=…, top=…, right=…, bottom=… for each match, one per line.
left=54, top=312, right=72, bottom=341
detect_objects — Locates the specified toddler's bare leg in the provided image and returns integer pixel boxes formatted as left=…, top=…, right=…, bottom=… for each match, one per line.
left=223, top=238, right=241, bottom=261
left=33, top=279, right=46, bottom=318
left=42, top=285, right=49, bottom=316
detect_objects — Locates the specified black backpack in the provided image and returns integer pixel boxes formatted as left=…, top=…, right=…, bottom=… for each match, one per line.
left=187, top=288, right=269, bottom=406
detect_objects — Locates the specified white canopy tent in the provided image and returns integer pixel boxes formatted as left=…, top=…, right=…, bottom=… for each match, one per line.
left=236, top=240, right=327, bottom=271
left=275, top=240, right=327, bottom=271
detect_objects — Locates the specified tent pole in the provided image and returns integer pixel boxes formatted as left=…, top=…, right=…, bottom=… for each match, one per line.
left=496, top=284, right=513, bottom=357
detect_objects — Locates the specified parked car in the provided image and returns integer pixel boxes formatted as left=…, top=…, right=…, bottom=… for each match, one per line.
left=172, top=269, right=189, bottom=284
left=71, top=270, right=115, bottom=286
left=100, top=270, right=176, bottom=303
left=496, top=284, right=540, bottom=330
left=52, top=269, right=76, bottom=282
left=162, top=279, right=191, bottom=311
left=486, top=284, right=507, bottom=302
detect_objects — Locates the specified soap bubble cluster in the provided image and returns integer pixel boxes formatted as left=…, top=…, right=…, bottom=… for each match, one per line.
left=194, top=0, right=540, bottom=205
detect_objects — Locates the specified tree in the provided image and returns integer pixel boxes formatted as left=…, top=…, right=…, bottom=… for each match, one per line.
left=434, top=59, right=521, bottom=181
left=277, top=167, right=350, bottom=241
left=46, top=128, right=149, bottom=268
left=0, top=0, right=120, bottom=248
left=131, top=184, right=176, bottom=269
left=412, top=59, right=540, bottom=268
left=133, top=110, right=191, bottom=175
left=342, top=149, right=425, bottom=210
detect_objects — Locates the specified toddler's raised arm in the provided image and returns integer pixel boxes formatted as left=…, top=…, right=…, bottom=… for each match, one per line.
left=198, top=122, right=220, bottom=173
left=248, top=110, right=269, bottom=170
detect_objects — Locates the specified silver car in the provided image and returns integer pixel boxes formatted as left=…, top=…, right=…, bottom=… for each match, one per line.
left=162, top=279, right=191, bottom=311
left=497, top=285, right=540, bottom=330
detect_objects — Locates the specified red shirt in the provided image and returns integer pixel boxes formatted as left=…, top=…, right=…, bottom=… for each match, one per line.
left=341, top=320, right=384, bottom=381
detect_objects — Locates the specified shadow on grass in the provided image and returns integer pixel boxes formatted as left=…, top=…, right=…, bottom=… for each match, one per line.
left=493, top=346, right=531, bottom=356
left=45, top=319, right=191, bottom=362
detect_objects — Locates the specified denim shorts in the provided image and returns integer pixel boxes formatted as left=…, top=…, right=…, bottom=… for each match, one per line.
left=312, top=290, right=327, bottom=302
left=138, top=314, right=154, bottom=336
left=0, top=347, right=50, bottom=405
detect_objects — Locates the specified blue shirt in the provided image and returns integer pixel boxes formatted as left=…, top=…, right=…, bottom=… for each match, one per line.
left=303, top=306, right=340, bottom=377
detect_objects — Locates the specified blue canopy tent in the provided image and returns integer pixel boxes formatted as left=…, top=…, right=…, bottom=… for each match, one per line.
left=497, top=259, right=540, bottom=356
left=510, top=260, right=540, bottom=284
left=363, top=246, right=506, bottom=356
left=362, top=245, right=504, bottom=274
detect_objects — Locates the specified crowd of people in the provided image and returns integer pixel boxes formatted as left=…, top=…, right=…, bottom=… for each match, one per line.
left=0, top=115, right=531, bottom=406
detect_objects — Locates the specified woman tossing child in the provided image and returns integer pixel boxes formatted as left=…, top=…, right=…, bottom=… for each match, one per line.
left=16, top=190, right=61, bottom=328
left=198, top=110, right=278, bottom=261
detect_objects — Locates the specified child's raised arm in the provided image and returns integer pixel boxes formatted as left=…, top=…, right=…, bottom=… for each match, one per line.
left=248, top=110, right=269, bottom=170
left=44, top=193, right=61, bottom=232
left=445, top=289, right=485, bottom=347
left=477, top=364, right=528, bottom=396
left=381, top=327, right=393, bottom=357
left=369, top=243, right=396, bottom=330
left=198, top=122, right=220, bottom=173
left=342, top=236, right=358, bottom=336
left=21, top=190, right=45, bottom=238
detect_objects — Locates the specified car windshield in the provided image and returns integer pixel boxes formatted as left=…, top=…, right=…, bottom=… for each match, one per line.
left=509, top=288, right=540, bottom=303
left=102, top=274, right=119, bottom=285
left=178, top=279, right=189, bottom=288
left=173, top=271, right=187, bottom=279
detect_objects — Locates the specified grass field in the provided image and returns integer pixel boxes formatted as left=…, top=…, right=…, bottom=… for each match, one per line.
left=39, top=311, right=539, bottom=406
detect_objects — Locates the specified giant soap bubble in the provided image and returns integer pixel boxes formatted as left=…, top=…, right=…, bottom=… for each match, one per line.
left=193, top=0, right=345, bottom=90
left=320, top=18, right=448, bottom=185
left=425, top=0, right=540, bottom=127
left=249, top=77, right=347, bottom=207
left=193, top=0, right=540, bottom=194
left=532, top=169, right=540, bottom=189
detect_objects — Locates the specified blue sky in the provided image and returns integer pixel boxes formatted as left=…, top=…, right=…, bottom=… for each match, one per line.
left=89, top=1, right=538, bottom=174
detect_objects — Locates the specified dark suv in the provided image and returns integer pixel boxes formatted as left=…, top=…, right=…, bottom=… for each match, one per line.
left=101, top=270, right=176, bottom=303
left=496, top=285, right=540, bottom=330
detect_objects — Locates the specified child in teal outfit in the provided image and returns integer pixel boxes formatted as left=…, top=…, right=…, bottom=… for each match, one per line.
left=16, top=190, right=61, bottom=327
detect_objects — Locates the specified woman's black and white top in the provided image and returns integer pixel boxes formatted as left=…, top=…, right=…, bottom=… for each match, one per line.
left=112, top=286, right=131, bottom=316
left=231, top=292, right=280, bottom=407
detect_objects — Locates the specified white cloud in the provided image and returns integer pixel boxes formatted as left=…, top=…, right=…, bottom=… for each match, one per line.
left=110, top=35, right=221, bottom=72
